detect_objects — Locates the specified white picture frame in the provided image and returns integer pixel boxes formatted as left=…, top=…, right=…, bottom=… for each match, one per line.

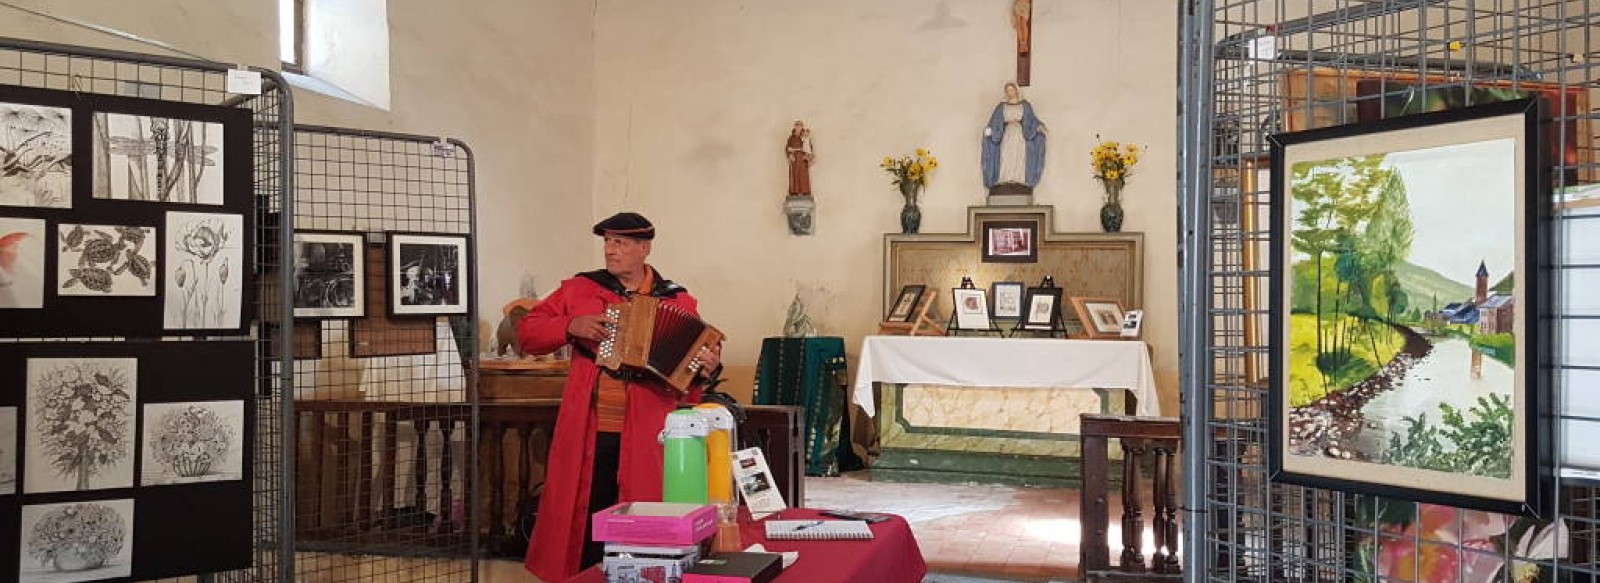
left=387, top=232, right=470, bottom=316
left=292, top=231, right=366, bottom=319
left=952, top=287, right=992, bottom=330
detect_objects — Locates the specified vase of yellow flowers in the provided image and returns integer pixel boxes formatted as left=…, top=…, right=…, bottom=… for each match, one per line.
left=1090, top=137, right=1142, bottom=233
left=882, top=148, right=938, bottom=234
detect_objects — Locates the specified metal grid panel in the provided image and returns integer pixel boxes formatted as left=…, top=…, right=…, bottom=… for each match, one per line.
left=0, top=37, right=294, bottom=583
left=1183, top=0, right=1600, bottom=581
left=289, top=125, right=478, bottom=583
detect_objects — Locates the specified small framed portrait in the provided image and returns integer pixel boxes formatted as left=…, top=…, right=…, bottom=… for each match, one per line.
left=951, top=287, right=991, bottom=330
left=991, top=281, right=1025, bottom=321
left=387, top=232, right=471, bottom=317
left=292, top=231, right=366, bottom=319
left=1071, top=297, right=1128, bottom=339
left=981, top=221, right=1038, bottom=263
left=1120, top=309, right=1145, bottom=339
left=1020, top=286, right=1063, bottom=330
left=886, top=284, right=926, bottom=322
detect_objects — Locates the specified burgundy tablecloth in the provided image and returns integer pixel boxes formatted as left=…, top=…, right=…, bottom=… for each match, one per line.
left=562, top=507, right=926, bottom=583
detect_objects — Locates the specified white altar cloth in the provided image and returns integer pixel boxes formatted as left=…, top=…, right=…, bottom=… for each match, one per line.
left=853, top=336, right=1159, bottom=417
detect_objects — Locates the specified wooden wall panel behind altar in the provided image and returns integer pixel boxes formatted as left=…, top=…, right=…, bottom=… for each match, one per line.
left=883, top=206, right=1144, bottom=328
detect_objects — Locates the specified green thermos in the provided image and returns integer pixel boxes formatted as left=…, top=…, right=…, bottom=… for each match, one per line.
left=659, top=408, right=709, bottom=504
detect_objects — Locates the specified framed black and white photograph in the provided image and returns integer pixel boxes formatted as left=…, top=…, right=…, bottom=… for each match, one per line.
left=982, top=220, right=1038, bottom=263
left=388, top=232, right=470, bottom=316
left=0, top=406, right=15, bottom=495
left=19, top=499, right=135, bottom=583
left=0, top=217, right=46, bottom=308
left=56, top=224, right=156, bottom=297
left=93, top=112, right=224, bottom=205
left=1120, top=309, right=1145, bottom=339
left=165, top=211, right=245, bottom=331
left=141, top=400, right=244, bottom=486
left=991, top=281, right=1025, bottom=321
left=293, top=231, right=365, bottom=319
left=1020, top=286, right=1063, bottom=331
left=0, top=100, right=71, bottom=209
left=25, top=358, right=137, bottom=493
left=886, top=284, right=926, bottom=322
left=951, top=287, right=992, bottom=330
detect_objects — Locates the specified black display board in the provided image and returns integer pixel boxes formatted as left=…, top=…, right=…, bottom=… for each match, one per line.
left=0, top=84, right=255, bottom=337
left=0, top=340, right=254, bottom=582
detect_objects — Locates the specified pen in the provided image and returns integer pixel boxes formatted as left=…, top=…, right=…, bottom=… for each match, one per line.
left=793, top=520, right=824, bottom=531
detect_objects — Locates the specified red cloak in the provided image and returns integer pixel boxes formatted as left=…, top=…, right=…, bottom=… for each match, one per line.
left=520, top=271, right=703, bottom=581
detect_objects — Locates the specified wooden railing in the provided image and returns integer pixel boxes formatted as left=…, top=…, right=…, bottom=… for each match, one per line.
left=1079, top=414, right=1183, bottom=583
left=295, top=398, right=805, bottom=559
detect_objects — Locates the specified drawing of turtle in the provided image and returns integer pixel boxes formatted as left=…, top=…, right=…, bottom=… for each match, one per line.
left=113, top=248, right=153, bottom=286
left=62, top=266, right=113, bottom=292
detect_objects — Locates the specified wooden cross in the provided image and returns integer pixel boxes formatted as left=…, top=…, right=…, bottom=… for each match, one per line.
left=1014, top=0, right=1032, bottom=85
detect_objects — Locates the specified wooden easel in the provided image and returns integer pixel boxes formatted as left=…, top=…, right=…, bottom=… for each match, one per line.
left=877, top=295, right=946, bottom=336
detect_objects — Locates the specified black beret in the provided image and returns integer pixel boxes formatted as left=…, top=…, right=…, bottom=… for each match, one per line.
left=592, top=212, right=655, bottom=240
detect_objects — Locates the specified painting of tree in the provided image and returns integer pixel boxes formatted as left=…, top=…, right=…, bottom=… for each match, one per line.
left=24, top=358, right=137, bottom=493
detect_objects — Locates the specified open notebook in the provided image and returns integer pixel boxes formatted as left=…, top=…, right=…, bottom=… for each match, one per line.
left=763, top=519, right=874, bottom=541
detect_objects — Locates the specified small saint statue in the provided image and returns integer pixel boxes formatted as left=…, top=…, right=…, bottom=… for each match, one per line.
left=784, top=120, right=817, bottom=236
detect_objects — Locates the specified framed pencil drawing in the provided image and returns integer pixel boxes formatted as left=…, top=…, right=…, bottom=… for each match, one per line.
left=1269, top=98, right=1550, bottom=515
left=886, top=285, right=926, bottom=322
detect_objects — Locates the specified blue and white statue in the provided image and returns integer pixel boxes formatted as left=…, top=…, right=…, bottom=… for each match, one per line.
left=981, top=82, right=1048, bottom=195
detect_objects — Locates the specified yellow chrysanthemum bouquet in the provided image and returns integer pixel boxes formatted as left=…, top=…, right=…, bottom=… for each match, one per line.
left=1090, top=137, right=1142, bottom=203
left=881, top=148, right=939, bottom=203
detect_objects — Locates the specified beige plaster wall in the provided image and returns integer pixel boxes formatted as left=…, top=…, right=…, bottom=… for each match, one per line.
left=592, top=0, right=1181, bottom=412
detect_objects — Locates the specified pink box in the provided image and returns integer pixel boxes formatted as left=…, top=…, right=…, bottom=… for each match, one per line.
left=592, top=502, right=718, bottom=546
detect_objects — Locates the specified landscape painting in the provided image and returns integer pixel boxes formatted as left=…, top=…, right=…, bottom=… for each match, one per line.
left=1271, top=101, right=1542, bottom=513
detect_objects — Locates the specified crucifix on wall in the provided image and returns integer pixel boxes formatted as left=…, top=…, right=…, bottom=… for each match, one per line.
left=1013, top=0, right=1032, bottom=85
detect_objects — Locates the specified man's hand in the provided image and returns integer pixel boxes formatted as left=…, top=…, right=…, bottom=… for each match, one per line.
left=566, top=314, right=614, bottom=342
left=697, top=343, right=723, bottom=373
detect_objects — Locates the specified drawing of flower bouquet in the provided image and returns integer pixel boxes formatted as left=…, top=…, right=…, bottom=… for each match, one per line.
left=26, top=502, right=127, bottom=572
left=34, top=362, right=133, bottom=491
left=172, top=215, right=233, bottom=328
left=58, top=225, right=154, bottom=294
left=151, top=404, right=233, bottom=478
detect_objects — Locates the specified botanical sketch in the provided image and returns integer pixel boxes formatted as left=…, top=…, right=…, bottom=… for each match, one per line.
left=141, top=400, right=243, bottom=485
left=294, top=232, right=364, bottom=318
left=20, top=499, right=134, bottom=583
left=0, top=406, right=15, bottom=495
left=56, top=224, right=156, bottom=297
left=0, top=102, right=71, bottom=209
left=165, top=211, right=244, bottom=329
left=391, top=234, right=469, bottom=315
left=24, top=358, right=137, bottom=493
left=0, top=217, right=46, bottom=308
left=93, top=112, right=223, bottom=204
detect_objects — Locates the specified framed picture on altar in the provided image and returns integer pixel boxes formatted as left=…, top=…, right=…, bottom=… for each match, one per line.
left=991, top=281, right=1025, bottom=321
left=981, top=221, right=1037, bottom=263
left=1268, top=98, right=1549, bottom=515
left=1019, top=286, right=1062, bottom=331
left=951, top=287, right=991, bottom=330
left=1070, top=297, right=1127, bottom=340
left=886, top=285, right=926, bottom=322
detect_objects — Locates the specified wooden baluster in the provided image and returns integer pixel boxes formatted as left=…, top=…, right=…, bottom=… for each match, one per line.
left=379, top=412, right=398, bottom=530
left=439, top=418, right=456, bottom=536
left=356, top=411, right=374, bottom=531
left=296, top=411, right=321, bottom=537
left=1120, top=440, right=1147, bottom=572
left=1080, top=432, right=1111, bottom=575
left=414, top=418, right=429, bottom=521
left=1150, top=444, right=1170, bottom=572
left=333, top=412, right=352, bottom=536
left=487, top=420, right=506, bottom=548
left=1159, top=441, right=1181, bottom=574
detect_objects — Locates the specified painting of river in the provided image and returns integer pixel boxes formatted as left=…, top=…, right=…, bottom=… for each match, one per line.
left=1272, top=101, right=1540, bottom=512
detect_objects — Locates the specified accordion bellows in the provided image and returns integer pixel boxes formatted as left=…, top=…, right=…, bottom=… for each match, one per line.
left=597, top=295, right=725, bottom=393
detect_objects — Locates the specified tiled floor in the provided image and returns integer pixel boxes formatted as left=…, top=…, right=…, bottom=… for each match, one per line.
left=804, top=471, right=1159, bottom=583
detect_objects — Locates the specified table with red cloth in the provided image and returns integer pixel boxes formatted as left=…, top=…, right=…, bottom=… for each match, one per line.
left=562, top=508, right=927, bottom=583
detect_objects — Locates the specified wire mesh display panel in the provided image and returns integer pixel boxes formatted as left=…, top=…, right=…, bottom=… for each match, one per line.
left=287, top=125, right=478, bottom=583
left=0, top=37, right=293, bottom=583
left=1181, top=1, right=1600, bottom=581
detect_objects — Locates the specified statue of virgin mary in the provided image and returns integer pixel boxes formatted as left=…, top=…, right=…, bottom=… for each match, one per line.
left=981, top=82, right=1048, bottom=195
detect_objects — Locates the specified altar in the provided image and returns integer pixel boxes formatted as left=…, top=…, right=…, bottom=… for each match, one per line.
left=854, top=335, right=1159, bottom=486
